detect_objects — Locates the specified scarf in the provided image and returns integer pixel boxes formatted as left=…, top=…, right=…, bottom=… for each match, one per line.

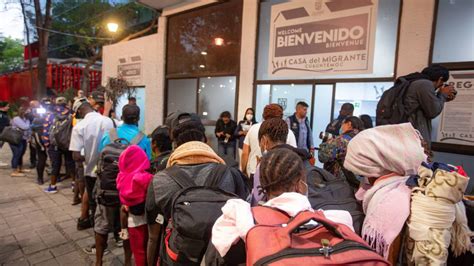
left=344, top=123, right=426, bottom=259
left=362, top=175, right=412, bottom=258
left=407, top=165, right=472, bottom=265
left=167, top=141, right=225, bottom=167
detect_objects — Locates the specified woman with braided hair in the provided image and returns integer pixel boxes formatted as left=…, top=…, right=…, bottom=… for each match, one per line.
left=211, top=148, right=354, bottom=264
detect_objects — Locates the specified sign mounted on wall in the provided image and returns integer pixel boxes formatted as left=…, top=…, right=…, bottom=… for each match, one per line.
left=436, top=71, right=474, bottom=147
left=117, top=55, right=143, bottom=86
left=268, top=0, right=378, bottom=77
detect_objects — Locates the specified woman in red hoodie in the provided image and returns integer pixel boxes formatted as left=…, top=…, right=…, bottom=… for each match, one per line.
left=116, top=145, right=153, bottom=266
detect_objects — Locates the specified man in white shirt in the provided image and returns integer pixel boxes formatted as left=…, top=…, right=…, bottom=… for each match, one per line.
left=69, top=98, right=114, bottom=230
left=241, top=104, right=297, bottom=176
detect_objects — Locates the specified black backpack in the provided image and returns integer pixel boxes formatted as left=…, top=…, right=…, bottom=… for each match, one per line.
left=162, top=164, right=238, bottom=265
left=49, top=113, right=73, bottom=150
left=307, top=166, right=365, bottom=235
left=96, top=125, right=144, bottom=207
left=375, top=77, right=413, bottom=126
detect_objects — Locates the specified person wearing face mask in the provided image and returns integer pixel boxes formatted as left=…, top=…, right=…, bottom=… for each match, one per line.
left=318, top=116, right=365, bottom=188
left=234, top=108, right=257, bottom=163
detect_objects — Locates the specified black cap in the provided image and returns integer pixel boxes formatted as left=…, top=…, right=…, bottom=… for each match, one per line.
left=122, top=104, right=140, bottom=120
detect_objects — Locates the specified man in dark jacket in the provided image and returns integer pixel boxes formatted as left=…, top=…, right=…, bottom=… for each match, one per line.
left=404, top=64, right=456, bottom=146
left=0, top=102, right=10, bottom=168
left=286, top=101, right=314, bottom=153
left=145, top=115, right=249, bottom=265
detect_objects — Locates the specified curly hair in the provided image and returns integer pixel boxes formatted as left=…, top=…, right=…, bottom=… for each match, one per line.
left=151, top=126, right=172, bottom=153
left=172, top=120, right=206, bottom=147
left=259, top=148, right=305, bottom=197
left=258, top=118, right=288, bottom=143
left=262, top=104, right=283, bottom=120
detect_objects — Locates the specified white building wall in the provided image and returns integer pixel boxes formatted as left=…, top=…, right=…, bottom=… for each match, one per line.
left=102, top=33, right=162, bottom=133
left=237, top=0, right=259, bottom=121
left=396, top=0, right=436, bottom=76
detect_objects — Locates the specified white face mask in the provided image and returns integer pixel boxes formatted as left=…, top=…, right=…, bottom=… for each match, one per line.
left=246, top=114, right=253, bottom=121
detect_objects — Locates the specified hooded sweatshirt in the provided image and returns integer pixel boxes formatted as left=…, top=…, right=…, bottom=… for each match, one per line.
left=116, top=145, right=153, bottom=207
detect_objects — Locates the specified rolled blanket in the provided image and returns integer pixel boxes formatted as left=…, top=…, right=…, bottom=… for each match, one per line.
left=407, top=167, right=472, bottom=265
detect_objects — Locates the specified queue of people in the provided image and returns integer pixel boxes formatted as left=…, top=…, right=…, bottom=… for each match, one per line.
left=0, top=64, right=471, bottom=266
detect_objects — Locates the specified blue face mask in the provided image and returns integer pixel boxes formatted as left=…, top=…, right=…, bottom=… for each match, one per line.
left=339, top=127, right=343, bottom=135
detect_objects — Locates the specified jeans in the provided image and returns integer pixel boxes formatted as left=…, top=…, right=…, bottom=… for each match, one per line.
left=9, top=139, right=27, bottom=169
left=36, top=148, right=47, bottom=181
left=218, top=141, right=236, bottom=159
left=48, top=146, right=75, bottom=177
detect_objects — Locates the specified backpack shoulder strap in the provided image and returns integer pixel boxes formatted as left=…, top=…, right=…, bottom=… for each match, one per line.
left=204, top=163, right=228, bottom=187
left=130, top=132, right=145, bottom=145
left=252, top=206, right=290, bottom=225
left=109, top=128, right=119, bottom=142
left=166, top=166, right=196, bottom=189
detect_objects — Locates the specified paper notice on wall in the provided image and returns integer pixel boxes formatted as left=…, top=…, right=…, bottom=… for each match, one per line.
left=268, top=0, right=378, bottom=77
left=436, top=71, right=474, bottom=146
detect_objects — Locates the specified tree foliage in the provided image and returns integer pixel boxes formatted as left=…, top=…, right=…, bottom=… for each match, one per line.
left=0, top=37, right=24, bottom=73
left=49, top=1, right=156, bottom=59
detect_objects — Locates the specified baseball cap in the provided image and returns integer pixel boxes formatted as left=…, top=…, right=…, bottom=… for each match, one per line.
left=55, top=97, right=67, bottom=105
left=122, top=104, right=140, bottom=120
left=90, top=91, right=105, bottom=103
left=72, top=97, right=88, bottom=113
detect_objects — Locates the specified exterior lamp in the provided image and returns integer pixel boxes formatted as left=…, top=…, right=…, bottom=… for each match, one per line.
left=107, top=22, right=119, bottom=33
left=214, top=37, right=224, bottom=46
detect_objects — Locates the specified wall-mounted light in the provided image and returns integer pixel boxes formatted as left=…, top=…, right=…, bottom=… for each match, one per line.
left=214, top=37, right=224, bottom=46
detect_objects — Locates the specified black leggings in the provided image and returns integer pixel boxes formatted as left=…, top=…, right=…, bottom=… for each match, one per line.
left=36, top=148, right=47, bottom=181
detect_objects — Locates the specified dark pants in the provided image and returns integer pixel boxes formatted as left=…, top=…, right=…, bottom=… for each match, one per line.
left=9, top=139, right=27, bottom=169
left=36, top=148, right=47, bottom=181
left=85, top=175, right=97, bottom=219
left=29, top=142, right=37, bottom=167
left=48, top=146, right=75, bottom=177
left=218, top=141, right=236, bottom=159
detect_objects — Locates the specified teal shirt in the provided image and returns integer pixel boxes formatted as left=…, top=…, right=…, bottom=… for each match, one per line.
left=99, top=123, right=152, bottom=160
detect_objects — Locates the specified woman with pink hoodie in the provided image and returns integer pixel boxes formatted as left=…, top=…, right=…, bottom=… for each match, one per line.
left=116, top=145, right=154, bottom=266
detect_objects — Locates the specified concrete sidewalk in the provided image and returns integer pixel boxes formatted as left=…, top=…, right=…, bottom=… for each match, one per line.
left=0, top=145, right=125, bottom=266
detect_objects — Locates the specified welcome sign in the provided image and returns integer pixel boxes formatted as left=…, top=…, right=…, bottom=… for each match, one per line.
left=269, top=0, right=378, bottom=77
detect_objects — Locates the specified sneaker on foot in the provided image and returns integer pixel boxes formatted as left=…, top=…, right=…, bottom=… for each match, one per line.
left=115, top=238, right=123, bottom=247
left=11, top=172, right=26, bottom=177
left=44, top=185, right=58, bottom=194
left=83, top=245, right=110, bottom=255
